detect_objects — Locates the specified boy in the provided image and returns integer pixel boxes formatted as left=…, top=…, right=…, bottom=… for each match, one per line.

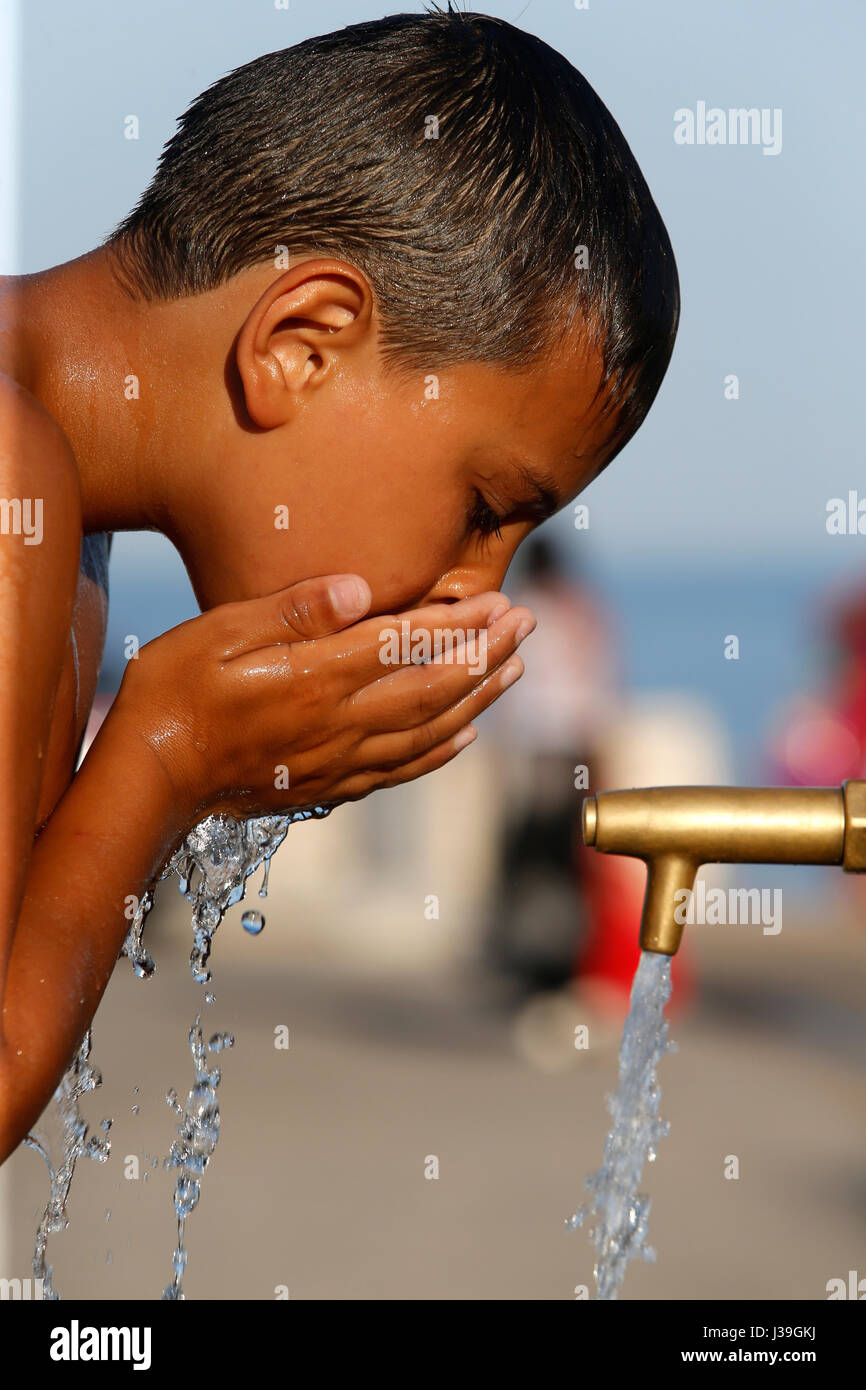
left=0, top=6, right=679, bottom=1163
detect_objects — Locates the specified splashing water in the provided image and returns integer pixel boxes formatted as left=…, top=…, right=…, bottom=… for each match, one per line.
left=24, top=1030, right=112, bottom=1300
left=160, top=1004, right=225, bottom=1299
left=27, top=804, right=331, bottom=1299
left=151, top=808, right=331, bottom=1299
left=566, top=950, right=677, bottom=1299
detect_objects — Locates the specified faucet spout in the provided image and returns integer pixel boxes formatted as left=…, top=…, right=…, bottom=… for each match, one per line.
left=581, top=780, right=866, bottom=956
left=641, top=853, right=700, bottom=956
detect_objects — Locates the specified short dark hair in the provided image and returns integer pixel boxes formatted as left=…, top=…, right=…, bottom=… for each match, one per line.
left=107, top=4, right=680, bottom=468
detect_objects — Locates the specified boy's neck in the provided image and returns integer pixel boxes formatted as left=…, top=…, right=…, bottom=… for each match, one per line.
left=1, top=248, right=223, bottom=537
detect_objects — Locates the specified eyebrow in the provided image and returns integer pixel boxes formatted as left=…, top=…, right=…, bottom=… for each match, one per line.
left=512, top=463, right=562, bottom=522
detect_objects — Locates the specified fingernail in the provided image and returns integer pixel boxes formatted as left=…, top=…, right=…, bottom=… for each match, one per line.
left=453, top=724, right=477, bottom=751
left=515, top=616, right=536, bottom=645
left=328, top=577, right=367, bottom=617
left=487, top=601, right=510, bottom=628
left=500, top=655, right=523, bottom=687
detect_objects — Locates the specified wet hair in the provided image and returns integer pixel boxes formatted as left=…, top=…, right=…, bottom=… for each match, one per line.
left=106, top=3, right=680, bottom=469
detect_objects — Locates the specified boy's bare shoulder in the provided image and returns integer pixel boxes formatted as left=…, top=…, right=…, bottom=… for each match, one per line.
left=0, top=370, right=82, bottom=592
left=0, top=369, right=81, bottom=505
left=0, top=370, right=84, bottom=833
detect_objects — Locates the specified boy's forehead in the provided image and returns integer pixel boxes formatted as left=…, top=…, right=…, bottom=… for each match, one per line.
left=474, top=335, right=616, bottom=484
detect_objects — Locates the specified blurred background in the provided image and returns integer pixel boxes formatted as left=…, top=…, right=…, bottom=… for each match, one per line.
left=1, top=0, right=865, bottom=1299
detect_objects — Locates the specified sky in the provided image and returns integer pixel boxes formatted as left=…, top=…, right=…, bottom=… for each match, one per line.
left=1, top=0, right=864, bottom=588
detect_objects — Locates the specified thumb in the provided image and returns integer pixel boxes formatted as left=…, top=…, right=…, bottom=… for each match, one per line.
left=280, top=574, right=373, bottom=639
left=215, top=573, right=373, bottom=656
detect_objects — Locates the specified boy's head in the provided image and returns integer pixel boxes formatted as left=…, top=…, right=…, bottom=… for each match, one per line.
left=102, top=6, right=679, bottom=615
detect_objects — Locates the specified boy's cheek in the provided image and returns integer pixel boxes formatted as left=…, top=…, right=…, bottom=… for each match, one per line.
left=190, top=486, right=456, bottom=613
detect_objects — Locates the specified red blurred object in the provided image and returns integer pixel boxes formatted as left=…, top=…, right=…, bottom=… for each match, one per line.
left=834, top=591, right=866, bottom=758
left=771, top=583, right=866, bottom=788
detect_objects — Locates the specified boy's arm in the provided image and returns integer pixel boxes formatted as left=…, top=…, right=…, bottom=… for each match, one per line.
left=0, top=379, right=81, bottom=990
left=0, top=710, right=190, bottom=1161
left=0, top=380, right=179, bottom=1157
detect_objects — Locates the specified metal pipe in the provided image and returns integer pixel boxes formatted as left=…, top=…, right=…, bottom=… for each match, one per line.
left=581, top=780, right=866, bottom=956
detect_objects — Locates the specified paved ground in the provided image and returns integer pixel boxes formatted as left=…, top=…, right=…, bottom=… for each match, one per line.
left=3, top=891, right=865, bottom=1302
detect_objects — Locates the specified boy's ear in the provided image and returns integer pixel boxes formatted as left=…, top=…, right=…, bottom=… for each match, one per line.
left=236, top=259, right=373, bottom=429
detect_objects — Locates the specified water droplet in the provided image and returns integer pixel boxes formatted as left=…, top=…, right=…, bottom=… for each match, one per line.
left=241, top=910, right=265, bottom=935
left=259, top=857, right=272, bottom=899
left=131, top=1105, right=139, bottom=1116
left=205, top=992, right=215, bottom=1005
left=174, top=1174, right=200, bottom=1218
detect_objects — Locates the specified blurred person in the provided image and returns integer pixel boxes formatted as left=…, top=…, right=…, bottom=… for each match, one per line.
left=769, top=581, right=866, bottom=914
left=575, top=694, right=731, bottom=1027
left=770, top=582, right=866, bottom=787
left=483, top=537, right=620, bottom=993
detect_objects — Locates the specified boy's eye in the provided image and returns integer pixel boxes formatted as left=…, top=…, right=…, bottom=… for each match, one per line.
left=467, top=489, right=505, bottom=541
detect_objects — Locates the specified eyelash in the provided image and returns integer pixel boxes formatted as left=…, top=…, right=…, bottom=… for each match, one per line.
left=467, top=489, right=505, bottom=540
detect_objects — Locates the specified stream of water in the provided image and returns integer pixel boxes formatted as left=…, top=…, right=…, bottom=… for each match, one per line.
left=25, top=805, right=331, bottom=1299
left=27, top=823, right=677, bottom=1301
left=566, top=949, right=677, bottom=1299
left=24, top=1031, right=111, bottom=1300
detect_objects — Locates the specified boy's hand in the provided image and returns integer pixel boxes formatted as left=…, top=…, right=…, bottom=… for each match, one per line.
left=109, top=574, right=533, bottom=831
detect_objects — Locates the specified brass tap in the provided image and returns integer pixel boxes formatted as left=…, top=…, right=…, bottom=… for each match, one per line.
left=581, top=780, right=866, bottom=956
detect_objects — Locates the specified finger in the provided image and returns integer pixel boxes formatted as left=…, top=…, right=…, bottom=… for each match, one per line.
left=330, top=722, right=480, bottom=803
left=347, top=607, right=534, bottom=732
left=321, top=590, right=519, bottom=689
left=212, top=574, right=373, bottom=658
left=247, top=589, right=518, bottom=696
left=358, top=652, right=525, bottom=764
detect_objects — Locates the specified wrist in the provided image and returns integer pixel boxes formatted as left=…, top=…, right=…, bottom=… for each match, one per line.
left=79, top=700, right=203, bottom=858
